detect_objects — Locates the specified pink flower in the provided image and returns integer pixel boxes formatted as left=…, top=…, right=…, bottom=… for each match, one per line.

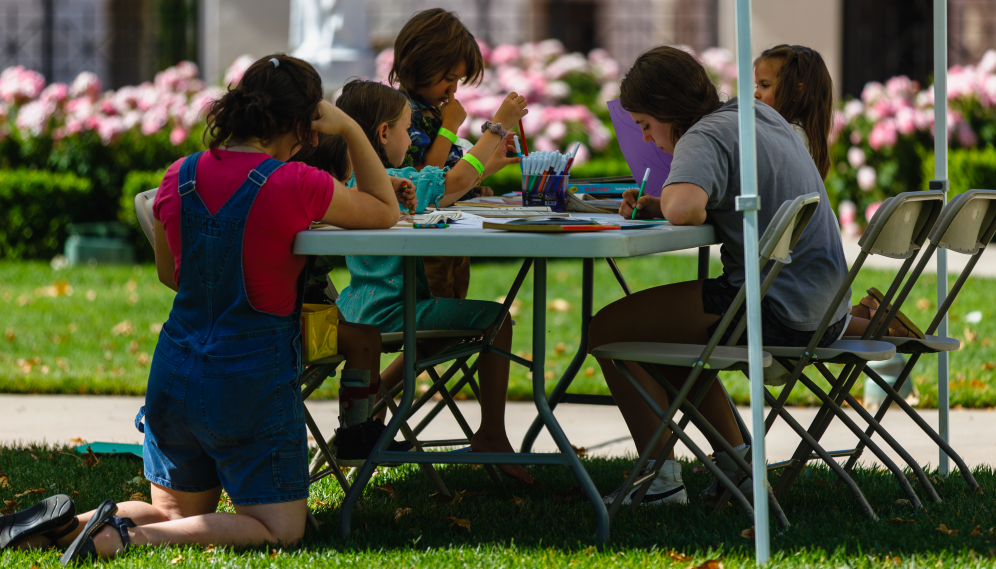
left=545, top=53, right=587, bottom=80
left=96, top=116, right=126, bottom=145
left=476, top=39, right=492, bottom=64
left=979, top=49, right=996, bottom=74
left=15, top=99, right=55, bottom=135
left=847, top=147, right=866, bottom=169
left=141, top=106, right=169, bottom=135
left=857, top=166, right=877, bottom=192
left=830, top=110, right=846, bottom=143
left=956, top=122, right=978, bottom=147
left=490, top=44, right=521, bottom=66
left=375, top=48, right=395, bottom=82
left=588, top=48, right=620, bottom=81
left=838, top=200, right=856, bottom=226
left=534, top=136, right=558, bottom=152
left=169, top=126, right=188, bottom=145
left=98, top=98, right=117, bottom=116
left=850, top=130, right=862, bottom=145
left=542, top=80, right=570, bottom=101
left=544, top=120, right=567, bottom=141
left=174, top=61, right=200, bottom=81
left=868, top=119, right=897, bottom=150
left=861, top=82, right=885, bottom=104
left=69, top=71, right=102, bottom=100
left=894, top=107, right=916, bottom=135
left=886, top=75, right=917, bottom=98
left=40, top=83, right=69, bottom=106
left=865, top=201, right=883, bottom=222
left=224, top=55, right=255, bottom=87
left=0, top=66, right=46, bottom=103
left=843, top=100, right=864, bottom=121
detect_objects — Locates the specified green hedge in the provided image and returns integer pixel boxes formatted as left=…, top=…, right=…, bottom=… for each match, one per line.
left=920, top=146, right=996, bottom=196
left=0, top=169, right=91, bottom=260
left=485, top=156, right=632, bottom=196
left=119, top=169, right=166, bottom=262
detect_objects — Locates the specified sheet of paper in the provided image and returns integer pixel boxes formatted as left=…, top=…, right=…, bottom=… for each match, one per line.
left=447, top=212, right=487, bottom=229
left=607, top=98, right=672, bottom=198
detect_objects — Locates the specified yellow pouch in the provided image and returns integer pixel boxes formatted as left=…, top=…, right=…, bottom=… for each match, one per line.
left=301, top=304, right=338, bottom=363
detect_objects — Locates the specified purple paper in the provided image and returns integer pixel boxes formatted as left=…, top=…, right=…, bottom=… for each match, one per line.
left=607, top=98, right=672, bottom=197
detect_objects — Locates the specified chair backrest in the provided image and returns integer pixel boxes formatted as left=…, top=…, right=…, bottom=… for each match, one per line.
left=135, top=188, right=158, bottom=247
left=858, top=190, right=944, bottom=259
left=928, top=189, right=996, bottom=255
left=758, top=192, right=821, bottom=265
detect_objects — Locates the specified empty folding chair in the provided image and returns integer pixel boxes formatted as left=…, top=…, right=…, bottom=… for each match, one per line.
left=838, top=189, right=996, bottom=491
left=591, top=193, right=828, bottom=527
left=768, top=190, right=957, bottom=509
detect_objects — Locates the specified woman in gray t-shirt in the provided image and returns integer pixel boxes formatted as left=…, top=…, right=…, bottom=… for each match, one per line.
left=589, top=46, right=851, bottom=507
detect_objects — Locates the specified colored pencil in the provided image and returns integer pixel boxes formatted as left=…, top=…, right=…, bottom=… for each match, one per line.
left=518, top=119, right=529, bottom=155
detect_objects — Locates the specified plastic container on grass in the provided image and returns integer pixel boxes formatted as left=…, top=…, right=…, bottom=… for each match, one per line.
left=65, top=222, right=135, bottom=266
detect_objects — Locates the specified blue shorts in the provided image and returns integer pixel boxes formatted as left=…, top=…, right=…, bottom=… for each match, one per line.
left=139, top=328, right=309, bottom=506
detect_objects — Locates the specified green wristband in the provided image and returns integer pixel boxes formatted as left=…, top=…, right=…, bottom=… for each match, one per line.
left=438, top=127, right=458, bottom=144
left=461, top=153, right=485, bottom=176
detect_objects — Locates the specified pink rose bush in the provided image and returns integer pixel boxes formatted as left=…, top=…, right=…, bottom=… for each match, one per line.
left=827, top=49, right=996, bottom=228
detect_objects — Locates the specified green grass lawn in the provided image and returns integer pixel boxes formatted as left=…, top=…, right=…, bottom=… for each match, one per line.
left=0, top=444, right=994, bottom=567
left=1, top=257, right=995, bottom=406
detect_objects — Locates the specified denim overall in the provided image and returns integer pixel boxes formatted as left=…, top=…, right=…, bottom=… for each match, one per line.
left=137, top=151, right=309, bottom=505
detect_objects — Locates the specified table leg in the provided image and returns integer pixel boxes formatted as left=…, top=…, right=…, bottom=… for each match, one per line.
left=520, top=257, right=593, bottom=453
left=339, top=256, right=419, bottom=537
left=697, top=246, right=710, bottom=280
left=531, top=258, right=609, bottom=543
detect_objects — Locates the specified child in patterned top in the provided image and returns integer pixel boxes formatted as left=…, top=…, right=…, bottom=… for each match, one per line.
left=390, top=8, right=498, bottom=300
left=305, top=79, right=534, bottom=483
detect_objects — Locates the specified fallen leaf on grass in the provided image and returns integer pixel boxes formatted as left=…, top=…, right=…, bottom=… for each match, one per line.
left=111, top=320, right=135, bottom=336
left=937, top=524, right=960, bottom=536
left=886, top=518, right=915, bottom=524
left=4, top=329, right=14, bottom=342
left=170, top=554, right=183, bottom=564
left=1, top=499, right=18, bottom=515
left=692, top=559, right=724, bottom=569
left=740, top=527, right=755, bottom=539
left=204, top=544, right=215, bottom=554
left=82, top=446, right=99, bottom=469
left=375, top=483, right=397, bottom=500
left=442, top=516, right=472, bottom=532
left=970, top=526, right=981, bottom=537
left=916, top=297, right=931, bottom=311
left=621, top=469, right=631, bottom=480
left=571, top=445, right=587, bottom=457
left=584, top=367, right=595, bottom=377
left=14, top=488, right=45, bottom=498
left=964, top=327, right=978, bottom=343
left=554, top=342, right=566, bottom=355
left=394, top=507, right=412, bottom=523
left=667, top=550, right=691, bottom=562
left=549, top=299, right=571, bottom=313
left=894, top=498, right=911, bottom=506
left=984, top=362, right=995, bottom=371
left=130, top=492, right=147, bottom=502
left=511, top=495, right=526, bottom=507
left=430, top=490, right=452, bottom=503
left=0, top=471, right=8, bottom=488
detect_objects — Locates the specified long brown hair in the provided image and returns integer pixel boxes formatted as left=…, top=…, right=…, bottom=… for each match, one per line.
left=299, top=79, right=409, bottom=176
left=620, top=46, right=723, bottom=145
left=389, top=8, right=484, bottom=94
left=755, top=45, right=833, bottom=179
left=204, top=54, right=323, bottom=152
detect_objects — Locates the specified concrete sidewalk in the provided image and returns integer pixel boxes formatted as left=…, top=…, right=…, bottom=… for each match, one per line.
left=2, top=394, right=992, bottom=469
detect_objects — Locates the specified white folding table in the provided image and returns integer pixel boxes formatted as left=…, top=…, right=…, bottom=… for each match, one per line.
left=294, top=214, right=718, bottom=543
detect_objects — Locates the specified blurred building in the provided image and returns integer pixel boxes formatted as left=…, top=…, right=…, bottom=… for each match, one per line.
left=0, top=0, right=995, bottom=99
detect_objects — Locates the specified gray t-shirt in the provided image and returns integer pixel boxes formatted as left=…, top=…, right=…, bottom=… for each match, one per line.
left=665, top=98, right=850, bottom=331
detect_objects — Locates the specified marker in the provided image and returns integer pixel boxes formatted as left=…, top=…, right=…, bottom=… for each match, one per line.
left=518, top=120, right=529, bottom=155
left=631, top=168, right=651, bottom=220
left=563, top=142, right=581, bottom=175
left=514, top=135, right=524, bottom=175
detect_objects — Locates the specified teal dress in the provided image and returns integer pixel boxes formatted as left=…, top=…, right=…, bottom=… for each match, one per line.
left=335, top=167, right=501, bottom=334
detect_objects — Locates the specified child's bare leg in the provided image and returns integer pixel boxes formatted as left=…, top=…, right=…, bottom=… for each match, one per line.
left=469, top=315, right=536, bottom=483
left=373, top=355, right=403, bottom=422
left=589, top=280, right=744, bottom=459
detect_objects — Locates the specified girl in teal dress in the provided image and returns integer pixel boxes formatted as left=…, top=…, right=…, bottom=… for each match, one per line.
left=306, top=79, right=533, bottom=482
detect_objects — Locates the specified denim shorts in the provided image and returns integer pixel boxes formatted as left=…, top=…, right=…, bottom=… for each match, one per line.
left=140, top=328, right=309, bottom=505
left=702, top=275, right=845, bottom=347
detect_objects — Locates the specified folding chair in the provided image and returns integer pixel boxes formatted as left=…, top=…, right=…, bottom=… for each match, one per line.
left=766, top=190, right=962, bottom=511
left=837, top=189, right=996, bottom=491
left=591, top=193, right=827, bottom=527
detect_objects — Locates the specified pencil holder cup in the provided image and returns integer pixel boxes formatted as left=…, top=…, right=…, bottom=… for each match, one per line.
left=522, top=173, right=570, bottom=212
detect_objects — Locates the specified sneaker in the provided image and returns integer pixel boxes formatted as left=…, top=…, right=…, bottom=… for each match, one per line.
left=602, top=460, right=688, bottom=507
left=699, top=446, right=754, bottom=501
left=334, top=419, right=413, bottom=462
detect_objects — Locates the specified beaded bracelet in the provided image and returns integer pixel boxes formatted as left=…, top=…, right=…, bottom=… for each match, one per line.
left=437, top=127, right=458, bottom=144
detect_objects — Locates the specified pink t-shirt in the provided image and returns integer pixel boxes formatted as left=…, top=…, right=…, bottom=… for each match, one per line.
left=154, top=150, right=337, bottom=315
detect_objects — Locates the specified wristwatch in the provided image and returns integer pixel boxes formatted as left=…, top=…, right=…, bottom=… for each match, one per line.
left=480, top=121, right=509, bottom=139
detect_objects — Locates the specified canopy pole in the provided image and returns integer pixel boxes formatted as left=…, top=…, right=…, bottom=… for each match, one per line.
left=733, top=0, right=769, bottom=563
left=933, top=0, right=950, bottom=477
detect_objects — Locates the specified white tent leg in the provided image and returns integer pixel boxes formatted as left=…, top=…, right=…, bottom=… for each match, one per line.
left=933, top=0, right=950, bottom=477
left=734, top=0, right=769, bottom=563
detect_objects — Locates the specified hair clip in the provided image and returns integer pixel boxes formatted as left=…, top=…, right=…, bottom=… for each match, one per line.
left=270, top=58, right=280, bottom=68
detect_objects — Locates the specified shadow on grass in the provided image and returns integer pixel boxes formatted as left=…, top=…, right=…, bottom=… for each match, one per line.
left=1, top=445, right=994, bottom=566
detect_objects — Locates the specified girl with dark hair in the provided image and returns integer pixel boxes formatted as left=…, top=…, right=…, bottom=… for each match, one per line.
left=304, top=79, right=535, bottom=484
left=753, top=44, right=834, bottom=179
left=589, top=46, right=852, bottom=507
left=0, top=54, right=398, bottom=562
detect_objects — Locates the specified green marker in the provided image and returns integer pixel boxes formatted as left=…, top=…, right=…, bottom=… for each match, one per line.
left=631, top=168, right=651, bottom=220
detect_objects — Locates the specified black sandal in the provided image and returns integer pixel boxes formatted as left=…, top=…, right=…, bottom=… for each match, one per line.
left=0, top=494, right=76, bottom=550
left=60, top=500, right=134, bottom=566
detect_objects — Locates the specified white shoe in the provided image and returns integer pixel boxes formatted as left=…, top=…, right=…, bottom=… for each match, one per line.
left=602, top=460, right=689, bottom=507
left=699, top=446, right=754, bottom=501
